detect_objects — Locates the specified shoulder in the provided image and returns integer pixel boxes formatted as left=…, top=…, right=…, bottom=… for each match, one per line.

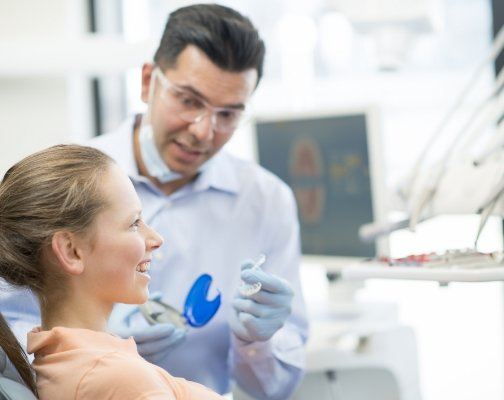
left=76, top=352, right=175, bottom=400
left=86, top=118, right=138, bottom=176
left=221, top=152, right=295, bottom=203
left=87, top=121, right=130, bottom=154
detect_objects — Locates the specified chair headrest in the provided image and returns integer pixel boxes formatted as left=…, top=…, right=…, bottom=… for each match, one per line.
left=0, top=349, right=6, bottom=374
left=0, top=376, right=39, bottom=400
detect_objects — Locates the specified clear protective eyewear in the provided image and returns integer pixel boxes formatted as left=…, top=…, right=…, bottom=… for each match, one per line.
left=152, top=67, right=246, bottom=134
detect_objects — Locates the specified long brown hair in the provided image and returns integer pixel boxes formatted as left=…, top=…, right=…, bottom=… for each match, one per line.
left=0, top=144, right=113, bottom=395
left=0, top=314, right=36, bottom=394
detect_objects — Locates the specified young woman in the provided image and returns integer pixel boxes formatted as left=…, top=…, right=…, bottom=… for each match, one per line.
left=0, top=144, right=223, bottom=399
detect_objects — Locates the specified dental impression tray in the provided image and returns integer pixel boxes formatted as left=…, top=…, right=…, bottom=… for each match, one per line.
left=140, top=274, right=221, bottom=329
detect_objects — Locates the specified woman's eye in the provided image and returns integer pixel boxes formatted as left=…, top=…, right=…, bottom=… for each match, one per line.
left=131, top=219, right=142, bottom=231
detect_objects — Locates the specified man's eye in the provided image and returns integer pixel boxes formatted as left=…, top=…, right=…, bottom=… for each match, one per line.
left=217, top=110, right=239, bottom=121
left=131, top=219, right=141, bottom=231
left=177, top=93, right=202, bottom=108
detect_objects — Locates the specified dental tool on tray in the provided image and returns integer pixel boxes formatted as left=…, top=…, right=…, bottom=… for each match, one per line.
left=377, top=249, right=503, bottom=269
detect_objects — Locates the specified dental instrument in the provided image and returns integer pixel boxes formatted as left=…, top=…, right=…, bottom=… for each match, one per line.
left=140, top=274, right=221, bottom=329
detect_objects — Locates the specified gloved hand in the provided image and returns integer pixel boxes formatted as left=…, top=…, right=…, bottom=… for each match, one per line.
left=230, top=260, right=294, bottom=343
left=108, top=292, right=186, bottom=362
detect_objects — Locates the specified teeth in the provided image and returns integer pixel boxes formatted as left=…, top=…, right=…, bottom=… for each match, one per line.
left=136, top=261, right=150, bottom=273
left=239, top=281, right=262, bottom=297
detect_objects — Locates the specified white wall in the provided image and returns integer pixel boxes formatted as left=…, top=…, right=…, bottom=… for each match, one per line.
left=0, top=77, right=69, bottom=174
left=0, top=0, right=92, bottom=175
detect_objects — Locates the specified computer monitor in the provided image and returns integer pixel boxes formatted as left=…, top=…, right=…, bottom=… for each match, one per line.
left=254, top=108, right=388, bottom=270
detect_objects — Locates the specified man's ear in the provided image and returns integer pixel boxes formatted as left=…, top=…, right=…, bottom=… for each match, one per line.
left=141, top=63, right=155, bottom=103
left=51, top=231, right=85, bottom=275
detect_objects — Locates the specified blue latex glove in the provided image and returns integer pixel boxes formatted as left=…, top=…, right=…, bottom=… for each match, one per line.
left=108, top=292, right=186, bottom=362
left=230, top=260, right=294, bottom=343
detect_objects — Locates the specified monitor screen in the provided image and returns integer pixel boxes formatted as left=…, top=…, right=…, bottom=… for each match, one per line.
left=255, top=110, right=387, bottom=263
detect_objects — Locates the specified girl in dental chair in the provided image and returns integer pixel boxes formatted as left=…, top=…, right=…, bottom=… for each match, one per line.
left=0, top=145, right=223, bottom=400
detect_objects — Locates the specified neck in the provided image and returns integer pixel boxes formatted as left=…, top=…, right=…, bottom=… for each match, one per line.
left=132, top=122, right=194, bottom=195
left=41, top=294, right=112, bottom=332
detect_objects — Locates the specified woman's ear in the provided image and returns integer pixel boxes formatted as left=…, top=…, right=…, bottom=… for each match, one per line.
left=51, top=231, right=85, bottom=275
left=141, top=63, right=154, bottom=103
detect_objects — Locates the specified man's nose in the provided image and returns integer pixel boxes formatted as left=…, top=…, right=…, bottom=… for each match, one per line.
left=189, top=111, right=215, bottom=142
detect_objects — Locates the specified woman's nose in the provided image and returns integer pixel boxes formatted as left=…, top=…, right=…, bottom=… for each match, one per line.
left=146, top=225, right=164, bottom=250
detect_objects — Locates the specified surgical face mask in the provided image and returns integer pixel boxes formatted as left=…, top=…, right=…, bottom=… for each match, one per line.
left=137, top=69, right=215, bottom=184
left=138, top=122, right=183, bottom=184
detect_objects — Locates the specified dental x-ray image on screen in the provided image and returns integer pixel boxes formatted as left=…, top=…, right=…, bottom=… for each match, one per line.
left=255, top=110, right=387, bottom=261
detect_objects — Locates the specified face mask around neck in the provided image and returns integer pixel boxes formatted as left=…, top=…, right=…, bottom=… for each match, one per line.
left=138, top=122, right=184, bottom=184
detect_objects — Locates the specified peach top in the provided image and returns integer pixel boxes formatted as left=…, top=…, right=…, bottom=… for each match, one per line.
left=27, top=327, right=224, bottom=400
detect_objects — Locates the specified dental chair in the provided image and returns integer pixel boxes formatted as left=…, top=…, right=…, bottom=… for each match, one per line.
left=0, top=350, right=37, bottom=400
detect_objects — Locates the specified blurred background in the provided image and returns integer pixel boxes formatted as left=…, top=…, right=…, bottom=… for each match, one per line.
left=1, top=1, right=503, bottom=399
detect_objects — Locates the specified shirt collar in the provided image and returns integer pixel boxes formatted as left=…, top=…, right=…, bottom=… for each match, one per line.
left=193, top=151, right=240, bottom=195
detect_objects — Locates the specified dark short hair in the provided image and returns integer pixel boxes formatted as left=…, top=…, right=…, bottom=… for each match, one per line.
left=154, top=4, right=265, bottom=85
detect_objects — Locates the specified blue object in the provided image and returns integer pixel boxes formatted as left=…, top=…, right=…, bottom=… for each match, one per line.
left=139, top=274, right=221, bottom=329
left=183, top=273, right=221, bottom=327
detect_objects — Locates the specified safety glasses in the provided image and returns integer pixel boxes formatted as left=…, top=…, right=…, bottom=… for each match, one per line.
left=152, top=67, right=246, bottom=134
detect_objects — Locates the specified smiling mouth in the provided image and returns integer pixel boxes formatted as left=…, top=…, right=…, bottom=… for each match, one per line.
left=174, top=140, right=207, bottom=155
left=136, top=261, right=150, bottom=273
